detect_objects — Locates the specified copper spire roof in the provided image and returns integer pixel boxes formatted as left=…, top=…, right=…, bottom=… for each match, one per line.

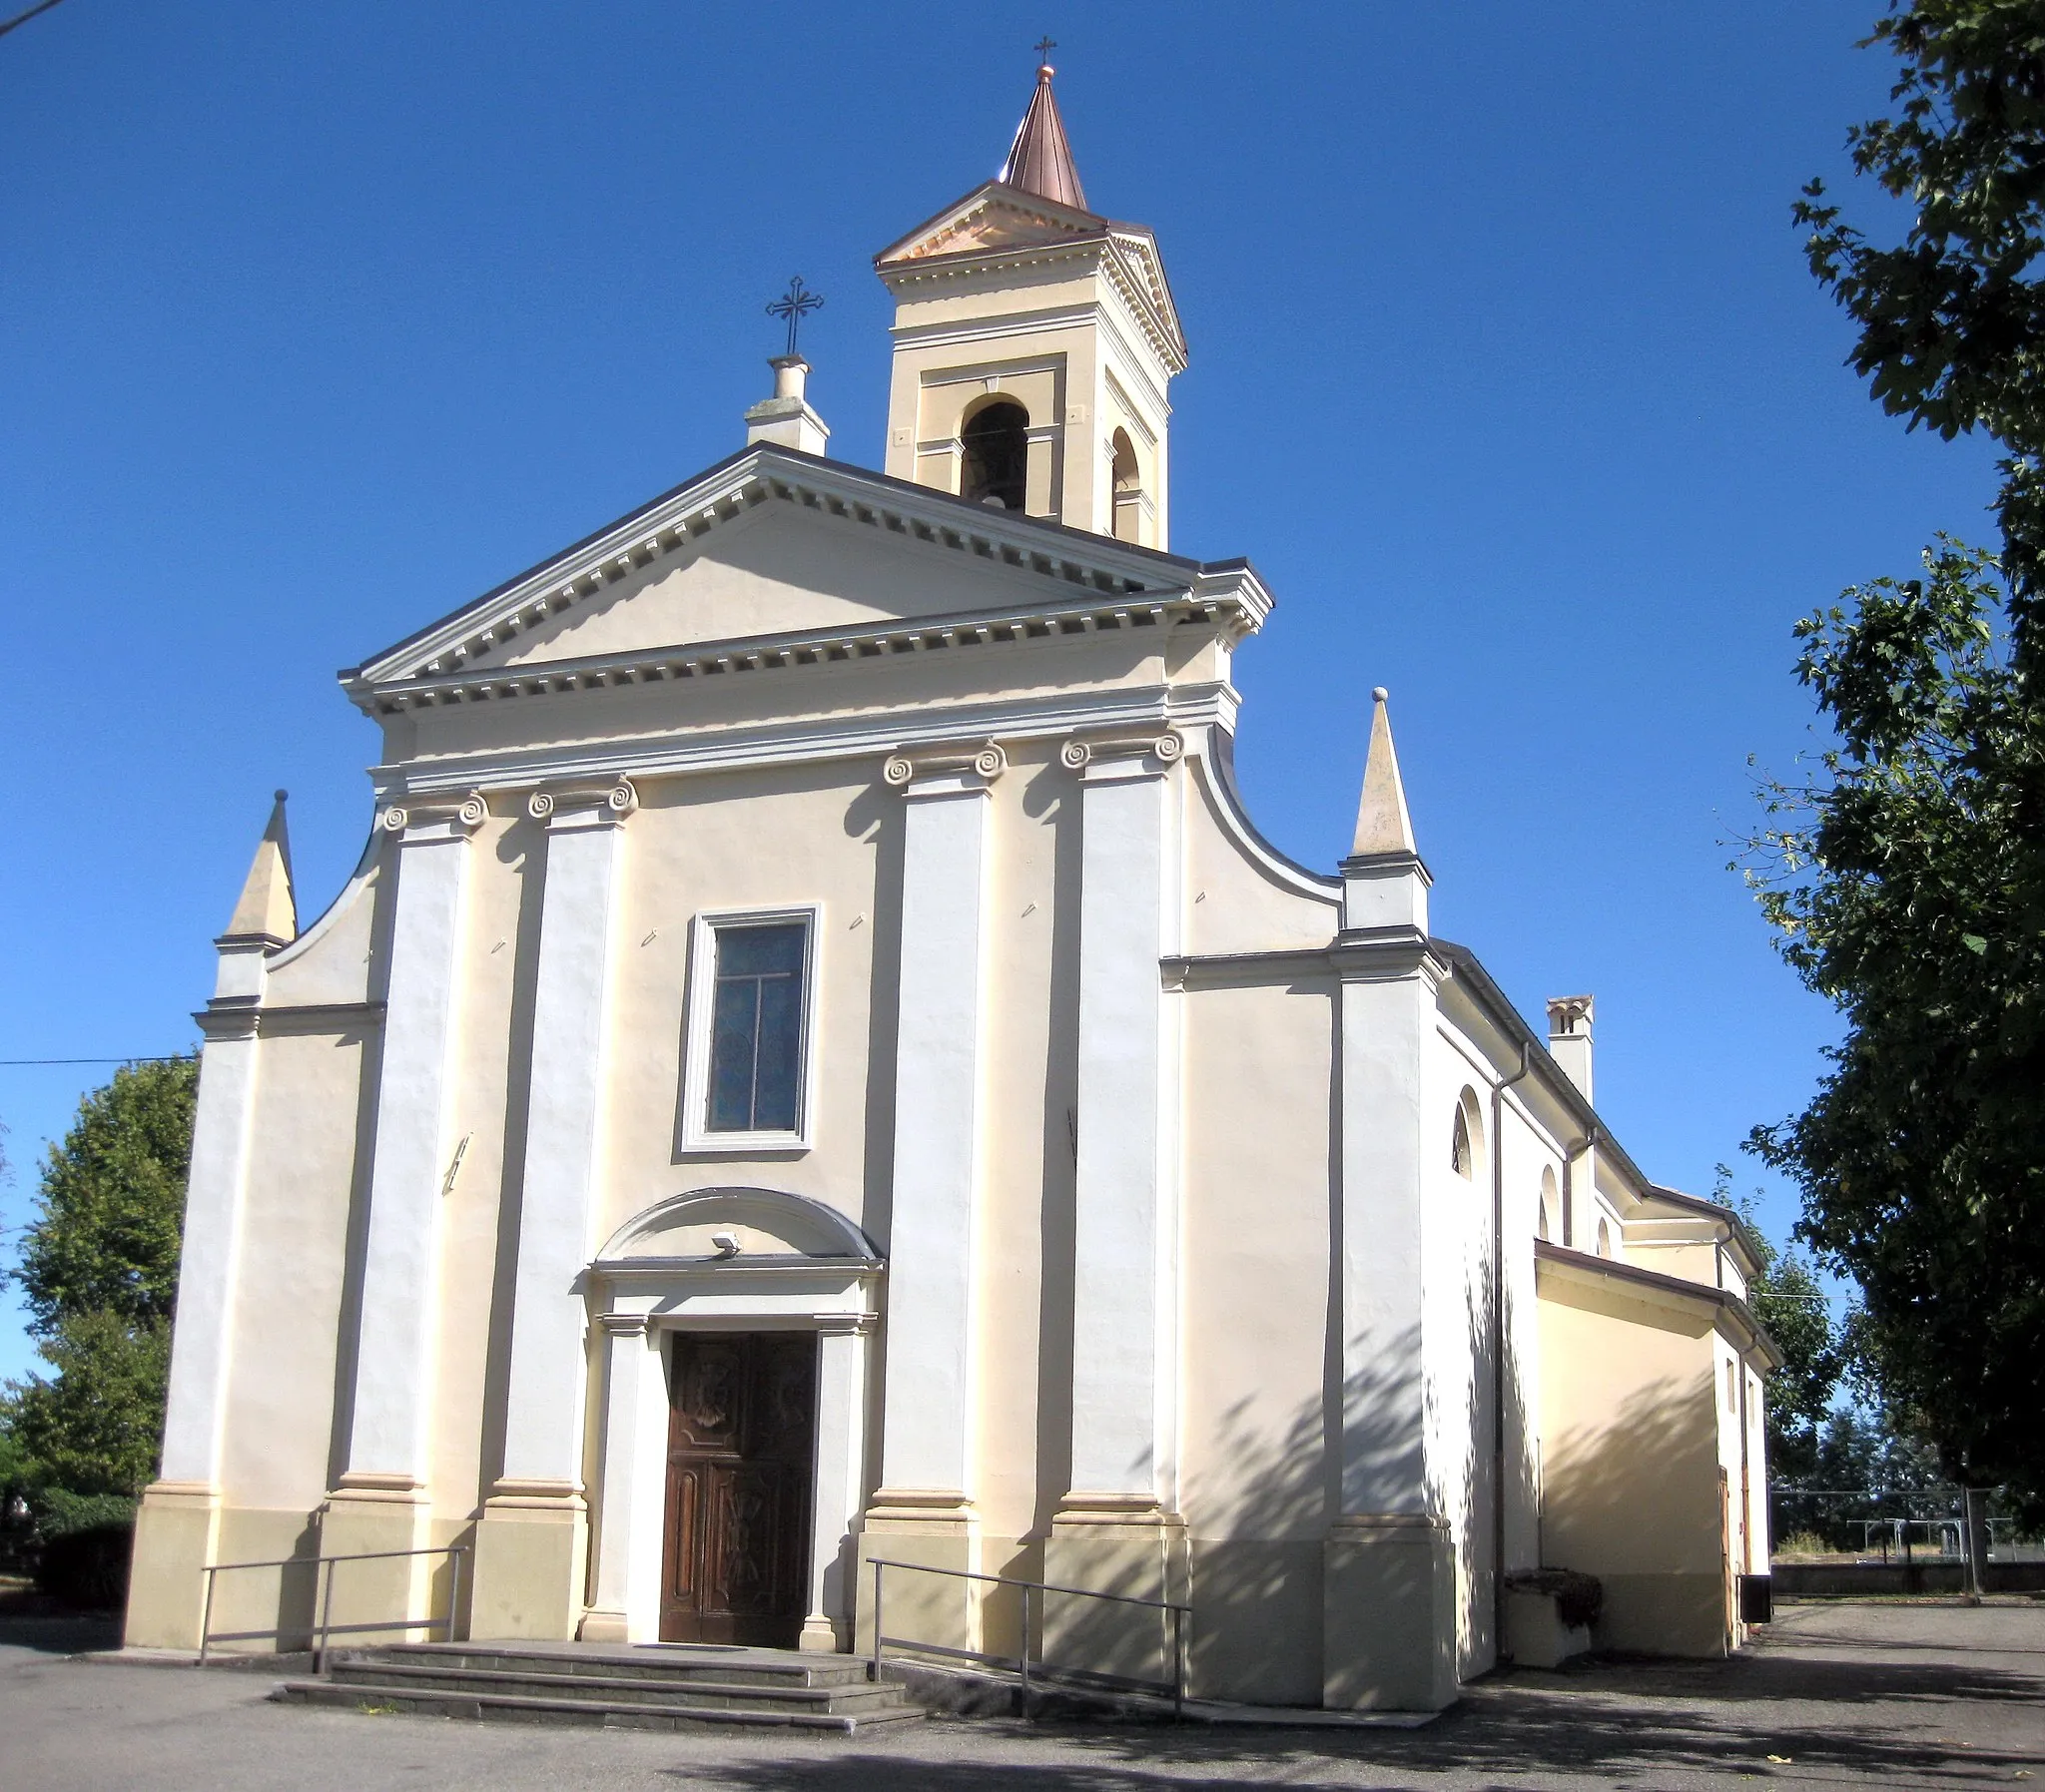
left=1000, top=57, right=1088, bottom=212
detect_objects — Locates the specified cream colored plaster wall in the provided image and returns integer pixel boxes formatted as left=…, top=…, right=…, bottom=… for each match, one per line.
left=598, top=765, right=886, bottom=1243
left=1183, top=756, right=1340, bottom=955
left=219, top=1029, right=370, bottom=1509
left=1495, top=1100, right=1560, bottom=1573
left=1630, top=1240, right=1719, bottom=1287
left=493, top=505, right=1054, bottom=669
left=1178, top=979, right=1334, bottom=1707
left=1537, top=1276, right=1728, bottom=1656
left=263, top=856, right=380, bottom=1007
left=1427, top=1032, right=1495, bottom=1676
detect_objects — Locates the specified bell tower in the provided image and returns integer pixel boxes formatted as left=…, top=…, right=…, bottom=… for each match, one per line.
left=874, top=51, right=1186, bottom=549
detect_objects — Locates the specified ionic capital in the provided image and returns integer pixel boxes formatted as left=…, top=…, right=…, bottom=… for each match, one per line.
left=527, top=777, right=639, bottom=830
left=882, top=738, right=1008, bottom=793
left=377, top=790, right=487, bottom=840
left=1059, top=727, right=1182, bottom=781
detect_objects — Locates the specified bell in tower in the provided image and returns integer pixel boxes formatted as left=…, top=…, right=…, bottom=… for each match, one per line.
left=874, top=48, right=1186, bottom=549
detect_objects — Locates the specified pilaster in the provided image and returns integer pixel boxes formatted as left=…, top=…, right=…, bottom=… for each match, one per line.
left=863, top=739, right=1005, bottom=1655
left=1046, top=729, right=1186, bottom=1673
left=128, top=910, right=282, bottom=1647
left=1058, top=729, right=1183, bottom=1513
left=580, top=1315, right=668, bottom=1644
left=473, top=779, right=636, bottom=1642
left=802, top=1317, right=875, bottom=1652
left=328, top=790, right=484, bottom=1634
left=1324, top=920, right=1459, bottom=1710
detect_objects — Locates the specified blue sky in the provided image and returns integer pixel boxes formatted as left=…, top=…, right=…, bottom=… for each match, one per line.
left=0, top=1, right=2002, bottom=1383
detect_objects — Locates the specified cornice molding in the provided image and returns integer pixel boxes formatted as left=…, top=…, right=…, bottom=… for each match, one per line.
left=194, top=999, right=386, bottom=1039
left=1159, top=935, right=1452, bottom=994
left=356, top=585, right=1264, bottom=719
left=370, top=680, right=1240, bottom=804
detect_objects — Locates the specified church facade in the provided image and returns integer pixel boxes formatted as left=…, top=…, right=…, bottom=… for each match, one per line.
left=126, top=65, right=1776, bottom=1710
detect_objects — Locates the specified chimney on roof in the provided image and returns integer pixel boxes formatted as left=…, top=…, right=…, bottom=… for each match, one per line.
left=1546, top=995, right=1595, bottom=1101
left=745, top=355, right=831, bottom=456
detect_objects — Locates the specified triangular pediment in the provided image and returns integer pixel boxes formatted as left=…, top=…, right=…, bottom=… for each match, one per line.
left=875, top=181, right=1107, bottom=268
left=343, top=449, right=1220, bottom=703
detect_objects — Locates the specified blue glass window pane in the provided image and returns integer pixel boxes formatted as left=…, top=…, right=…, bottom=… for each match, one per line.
left=718, top=923, right=806, bottom=978
left=707, top=977, right=759, bottom=1132
left=705, top=920, right=808, bottom=1133
left=753, top=974, right=802, bottom=1131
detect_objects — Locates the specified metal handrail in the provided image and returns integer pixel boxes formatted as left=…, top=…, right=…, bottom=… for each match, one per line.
left=867, top=1555, right=1190, bottom=1717
left=198, top=1544, right=467, bottom=1670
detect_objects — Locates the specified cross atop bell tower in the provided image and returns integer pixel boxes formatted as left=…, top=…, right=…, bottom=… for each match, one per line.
left=873, top=54, right=1185, bottom=548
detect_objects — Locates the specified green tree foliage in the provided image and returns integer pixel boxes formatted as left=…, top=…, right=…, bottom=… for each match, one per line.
left=1795, top=0, right=2045, bottom=664
left=1, top=1056, right=197, bottom=1499
left=1751, top=0, right=2045, bottom=1506
left=1718, top=1172, right=1843, bottom=1485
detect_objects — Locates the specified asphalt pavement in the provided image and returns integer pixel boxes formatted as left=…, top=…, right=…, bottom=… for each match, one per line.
left=2, top=1597, right=2039, bottom=1790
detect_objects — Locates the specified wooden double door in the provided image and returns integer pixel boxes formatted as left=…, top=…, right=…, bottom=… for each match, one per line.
left=660, top=1331, right=818, bottom=1646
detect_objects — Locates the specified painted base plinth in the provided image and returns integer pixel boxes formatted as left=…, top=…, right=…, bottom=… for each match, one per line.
left=1321, top=1518, right=1458, bottom=1711
left=1593, top=1570, right=1732, bottom=1658
left=320, top=1489, right=441, bottom=1647
left=124, top=1483, right=222, bottom=1650
left=856, top=1504, right=979, bottom=1658
left=1043, top=1511, right=1188, bottom=1690
left=470, top=1498, right=587, bottom=1641
left=1502, top=1587, right=1591, bottom=1668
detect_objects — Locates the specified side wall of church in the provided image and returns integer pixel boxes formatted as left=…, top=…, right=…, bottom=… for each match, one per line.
left=1178, top=975, right=1335, bottom=1707
left=1537, top=1284, right=1728, bottom=1656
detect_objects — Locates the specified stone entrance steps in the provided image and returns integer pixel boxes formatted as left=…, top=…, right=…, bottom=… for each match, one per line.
left=273, top=1640, right=926, bottom=1734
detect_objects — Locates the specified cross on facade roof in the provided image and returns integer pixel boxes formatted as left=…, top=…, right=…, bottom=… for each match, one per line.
left=767, top=276, right=824, bottom=360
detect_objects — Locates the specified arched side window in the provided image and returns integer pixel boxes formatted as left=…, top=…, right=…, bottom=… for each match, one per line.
left=1110, top=427, right=1143, bottom=544
left=1537, top=1165, right=1557, bottom=1241
left=1596, top=1217, right=1614, bottom=1258
left=961, top=399, right=1028, bottom=511
left=1450, top=1088, right=1483, bottom=1181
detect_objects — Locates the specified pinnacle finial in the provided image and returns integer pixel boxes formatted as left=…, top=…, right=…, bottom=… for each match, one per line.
left=223, top=789, right=298, bottom=944
left=1350, top=687, right=1418, bottom=859
left=1034, top=35, right=1056, bottom=74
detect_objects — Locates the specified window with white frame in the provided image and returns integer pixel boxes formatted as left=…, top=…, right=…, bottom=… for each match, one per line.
left=681, top=907, right=819, bottom=1150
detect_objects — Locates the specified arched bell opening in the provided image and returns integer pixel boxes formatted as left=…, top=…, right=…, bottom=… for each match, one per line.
left=961, top=398, right=1029, bottom=511
left=1110, top=427, right=1144, bottom=544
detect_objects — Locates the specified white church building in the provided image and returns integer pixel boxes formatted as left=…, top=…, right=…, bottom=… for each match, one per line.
left=127, top=62, right=1777, bottom=1710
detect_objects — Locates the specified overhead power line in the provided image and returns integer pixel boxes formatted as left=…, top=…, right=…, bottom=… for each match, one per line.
left=0, top=0, right=70, bottom=41
left=0, top=1055, right=191, bottom=1066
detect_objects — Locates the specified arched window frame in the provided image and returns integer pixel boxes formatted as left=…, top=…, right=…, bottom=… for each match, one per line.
left=959, top=395, right=1029, bottom=512
left=1109, top=426, right=1144, bottom=544
left=1537, top=1165, right=1558, bottom=1241
left=1450, top=1088, right=1484, bottom=1182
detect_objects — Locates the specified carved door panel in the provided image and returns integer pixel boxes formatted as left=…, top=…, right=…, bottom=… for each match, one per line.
left=660, top=1332, right=817, bottom=1646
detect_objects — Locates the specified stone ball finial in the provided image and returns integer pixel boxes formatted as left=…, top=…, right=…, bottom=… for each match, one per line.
left=275, top=788, right=289, bottom=803
left=1372, top=687, right=1389, bottom=704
